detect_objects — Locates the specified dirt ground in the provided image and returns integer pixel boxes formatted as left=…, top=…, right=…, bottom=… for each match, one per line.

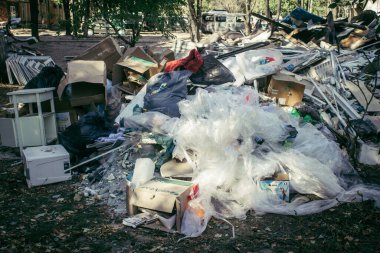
left=0, top=31, right=380, bottom=253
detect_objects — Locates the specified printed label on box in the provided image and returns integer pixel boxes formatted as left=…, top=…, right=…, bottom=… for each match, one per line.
left=56, top=112, right=71, bottom=132
left=260, top=180, right=290, bottom=204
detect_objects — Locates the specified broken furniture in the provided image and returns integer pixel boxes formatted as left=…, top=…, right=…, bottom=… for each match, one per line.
left=0, top=88, right=57, bottom=152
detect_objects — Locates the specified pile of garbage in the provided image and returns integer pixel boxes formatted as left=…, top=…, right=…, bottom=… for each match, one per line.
left=69, top=22, right=380, bottom=235
left=2, top=8, right=380, bottom=238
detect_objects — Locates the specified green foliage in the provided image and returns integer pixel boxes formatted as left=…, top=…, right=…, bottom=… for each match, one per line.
left=92, top=0, right=186, bottom=46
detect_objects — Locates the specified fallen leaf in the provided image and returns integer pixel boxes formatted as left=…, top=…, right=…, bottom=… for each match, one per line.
left=34, top=213, right=46, bottom=219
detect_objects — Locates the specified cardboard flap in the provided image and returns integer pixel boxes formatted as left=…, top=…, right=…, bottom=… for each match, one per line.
left=67, top=60, right=107, bottom=84
left=57, top=61, right=106, bottom=100
left=117, top=57, right=158, bottom=75
left=160, top=159, right=193, bottom=178
left=123, top=47, right=157, bottom=63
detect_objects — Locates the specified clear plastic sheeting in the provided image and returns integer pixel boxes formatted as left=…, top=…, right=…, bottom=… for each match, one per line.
left=165, top=86, right=380, bottom=238
left=121, top=111, right=178, bottom=134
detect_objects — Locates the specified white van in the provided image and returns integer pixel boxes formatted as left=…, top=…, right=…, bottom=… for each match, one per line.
left=201, top=11, right=246, bottom=33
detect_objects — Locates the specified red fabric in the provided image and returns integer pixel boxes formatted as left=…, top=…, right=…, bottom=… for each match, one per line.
left=164, top=49, right=204, bottom=73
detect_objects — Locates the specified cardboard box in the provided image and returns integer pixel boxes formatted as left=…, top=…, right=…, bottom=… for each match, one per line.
left=56, top=112, right=77, bottom=132
left=260, top=172, right=290, bottom=204
left=73, top=36, right=122, bottom=78
left=160, top=159, right=193, bottom=178
left=57, top=60, right=107, bottom=107
left=267, top=73, right=306, bottom=106
left=112, top=47, right=165, bottom=86
left=129, top=177, right=193, bottom=232
left=147, top=47, right=175, bottom=63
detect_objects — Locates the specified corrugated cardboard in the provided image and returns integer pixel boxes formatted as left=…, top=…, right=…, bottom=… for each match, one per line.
left=160, top=159, right=193, bottom=178
left=112, top=47, right=165, bottom=86
left=267, top=73, right=306, bottom=106
left=57, top=61, right=107, bottom=107
left=129, top=177, right=193, bottom=232
left=147, top=47, right=175, bottom=63
left=73, top=36, right=122, bottom=78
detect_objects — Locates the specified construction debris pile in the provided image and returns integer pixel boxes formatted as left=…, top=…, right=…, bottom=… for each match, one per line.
left=1, top=8, right=380, bottom=237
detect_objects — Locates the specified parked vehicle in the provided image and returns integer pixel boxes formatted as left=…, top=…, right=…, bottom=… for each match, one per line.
left=201, top=11, right=246, bottom=33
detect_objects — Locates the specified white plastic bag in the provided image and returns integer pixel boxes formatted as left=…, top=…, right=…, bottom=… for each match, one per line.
left=236, top=49, right=283, bottom=81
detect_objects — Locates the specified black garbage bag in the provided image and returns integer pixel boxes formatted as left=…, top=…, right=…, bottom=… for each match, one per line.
left=24, top=65, right=64, bottom=96
left=350, top=119, right=379, bottom=143
left=190, top=54, right=235, bottom=85
left=59, top=112, right=113, bottom=156
left=144, top=70, right=192, bottom=117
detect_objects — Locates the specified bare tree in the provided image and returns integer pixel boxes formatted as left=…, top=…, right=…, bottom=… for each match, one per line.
left=29, top=0, right=39, bottom=39
left=245, top=0, right=253, bottom=35
left=187, top=0, right=201, bottom=42
left=62, top=0, right=72, bottom=35
left=265, top=0, right=270, bottom=18
left=82, top=0, right=91, bottom=37
left=276, top=0, right=281, bottom=20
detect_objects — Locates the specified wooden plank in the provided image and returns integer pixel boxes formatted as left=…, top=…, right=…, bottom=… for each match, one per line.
left=346, top=80, right=380, bottom=112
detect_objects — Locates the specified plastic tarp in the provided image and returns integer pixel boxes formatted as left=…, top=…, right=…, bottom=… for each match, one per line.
left=165, top=86, right=380, bottom=237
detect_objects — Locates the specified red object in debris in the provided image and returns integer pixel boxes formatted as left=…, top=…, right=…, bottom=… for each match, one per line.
left=164, top=49, right=204, bottom=73
left=266, top=57, right=275, bottom=62
left=188, top=183, right=200, bottom=200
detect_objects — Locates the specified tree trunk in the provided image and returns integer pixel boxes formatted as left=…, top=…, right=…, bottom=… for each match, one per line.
left=72, top=0, right=80, bottom=36
left=63, top=0, right=71, bottom=35
left=245, top=0, right=252, bottom=35
left=82, top=0, right=91, bottom=37
left=29, top=0, right=39, bottom=39
left=196, top=0, right=201, bottom=41
left=276, top=0, right=282, bottom=20
left=265, top=0, right=271, bottom=18
left=309, top=0, right=313, bottom=13
left=187, top=0, right=200, bottom=42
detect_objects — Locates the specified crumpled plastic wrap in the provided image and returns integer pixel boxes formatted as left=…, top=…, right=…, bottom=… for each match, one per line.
left=164, top=86, right=380, bottom=237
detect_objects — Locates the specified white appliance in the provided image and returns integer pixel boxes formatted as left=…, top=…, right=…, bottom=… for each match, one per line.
left=23, top=145, right=71, bottom=187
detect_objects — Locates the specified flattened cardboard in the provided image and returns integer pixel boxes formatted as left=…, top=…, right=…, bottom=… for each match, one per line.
left=346, top=80, right=380, bottom=112
left=268, top=73, right=306, bottom=106
left=130, top=177, right=193, bottom=232
left=73, top=36, right=122, bottom=78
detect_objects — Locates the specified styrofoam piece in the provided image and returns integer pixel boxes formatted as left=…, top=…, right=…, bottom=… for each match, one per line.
left=358, top=142, right=380, bottom=165
left=131, top=158, right=155, bottom=188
